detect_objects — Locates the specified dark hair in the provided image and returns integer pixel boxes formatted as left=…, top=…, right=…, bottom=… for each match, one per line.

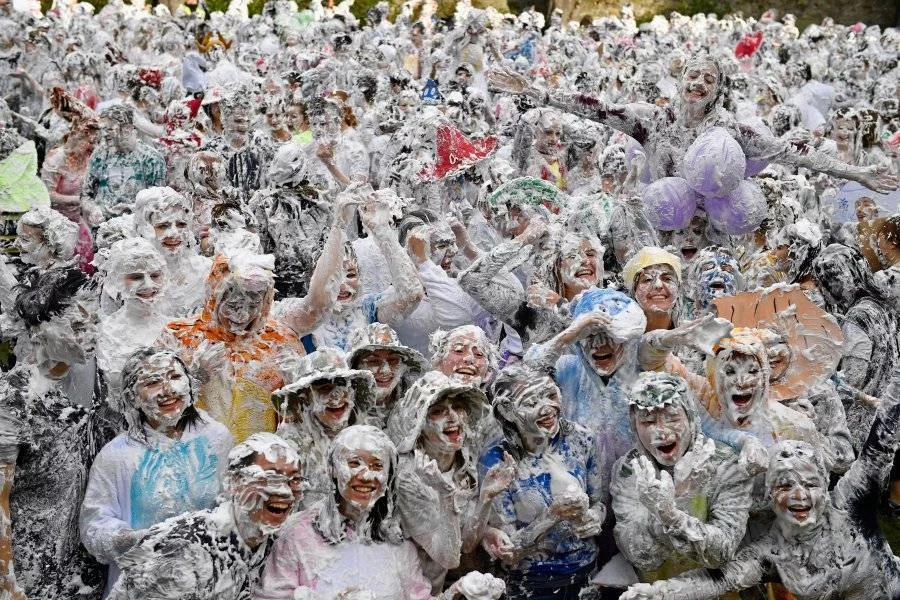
left=330, top=461, right=396, bottom=542
left=14, top=267, right=91, bottom=328
left=397, top=209, right=438, bottom=246
left=121, top=347, right=204, bottom=435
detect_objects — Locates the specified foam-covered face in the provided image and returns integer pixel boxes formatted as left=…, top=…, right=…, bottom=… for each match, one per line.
left=337, top=258, right=361, bottom=304
left=223, top=103, right=251, bottom=135
left=833, top=118, right=855, bottom=146
left=579, top=331, right=625, bottom=377
left=333, top=442, right=389, bottom=512
left=664, top=214, right=709, bottom=263
left=309, top=108, right=341, bottom=141
left=559, top=237, right=601, bottom=295
left=15, top=223, right=47, bottom=265
left=216, top=284, right=267, bottom=334
left=234, top=452, right=302, bottom=533
left=696, top=254, right=738, bottom=309
left=855, top=198, right=877, bottom=221
left=429, top=225, right=459, bottom=272
left=494, top=204, right=529, bottom=239
left=421, top=395, right=470, bottom=456
left=766, top=341, right=791, bottom=382
left=813, top=256, right=855, bottom=306
left=120, top=258, right=165, bottom=305
left=357, top=349, right=407, bottom=402
left=770, top=459, right=827, bottom=531
left=32, top=300, right=98, bottom=379
left=99, top=115, right=137, bottom=153
left=680, top=59, right=719, bottom=108
left=505, top=377, right=562, bottom=443
left=534, top=119, right=562, bottom=155
left=134, top=353, right=191, bottom=429
left=150, top=209, right=191, bottom=256
left=715, top=352, right=766, bottom=426
left=438, top=332, right=490, bottom=386
left=634, top=404, right=691, bottom=467
left=310, top=378, right=356, bottom=432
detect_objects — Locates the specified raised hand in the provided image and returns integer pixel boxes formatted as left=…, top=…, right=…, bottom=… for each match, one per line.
left=855, top=163, right=899, bottom=194
left=481, top=451, right=516, bottom=498
left=487, top=66, right=532, bottom=96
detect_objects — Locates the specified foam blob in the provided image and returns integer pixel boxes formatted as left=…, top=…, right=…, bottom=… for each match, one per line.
left=705, top=180, right=767, bottom=235
left=641, top=176, right=698, bottom=230
left=683, top=127, right=746, bottom=197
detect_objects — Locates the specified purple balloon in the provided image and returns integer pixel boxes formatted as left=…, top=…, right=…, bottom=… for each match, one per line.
left=682, top=127, right=747, bottom=197
left=744, top=157, right=769, bottom=177
left=705, top=180, right=767, bottom=235
left=642, top=176, right=698, bottom=231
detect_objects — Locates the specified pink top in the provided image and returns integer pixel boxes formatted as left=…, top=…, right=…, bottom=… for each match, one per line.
left=254, top=509, right=433, bottom=600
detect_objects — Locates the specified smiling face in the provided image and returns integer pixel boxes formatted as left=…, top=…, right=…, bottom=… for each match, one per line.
left=558, top=237, right=602, bottom=297
left=680, top=57, right=719, bottom=108
left=634, top=264, right=678, bottom=315
left=150, top=210, right=191, bottom=256
left=437, top=331, right=490, bottom=386
left=216, top=284, right=267, bottom=335
left=715, top=352, right=766, bottom=427
left=310, top=378, right=355, bottom=432
left=664, top=214, right=709, bottom=263
left=421, top=395, right=470, bottom=457
left=505, top=377, right=562, bottom=445
left=357, top=349, right=407, bottom=403
left=133, top=353, right=191, bottom=430
left=334, top=444, right=389, bottom=513
left=121, top=258, right=165, bottom=305
left=770, top=458, right=827, bottom=532
left=337, top=256, right=361, bottom=305
left=99, top=115, right=137, bottom=153
left=238, top=452, right=302, bottom=533
left=695, top=254, right=739, bottom=309
left=534, top=116, right=562, bottom=155
left=634, top=404, right=691, bottom=467
left=579, top=331, right=625, bottom=377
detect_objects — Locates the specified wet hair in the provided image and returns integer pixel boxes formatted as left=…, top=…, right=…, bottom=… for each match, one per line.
left=397, top=208, right=439, bottom=246
left=14, top=267, right=92, bottom=329
left=120, top=347, right=203, bottom=434
left=491, top=363, right=560, bottom=461
left=99, top=103, right=135, bottom=126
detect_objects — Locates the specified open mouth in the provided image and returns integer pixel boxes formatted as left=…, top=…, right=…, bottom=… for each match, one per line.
left=263, top=497, right=292, bottom=518
left=655, top=441, right=677, bottom=456
left=731, top=393, right=753, bottom=411
left=443, top=425, right=462, bottom=444
left=441, top=257, right=453, bottom=270
left=681, top=247, right=697, bottom=261
left=337, top=290, right=352, bottom=301
left=157, top=396, right=182, bottom=411
left=686, top=87, right=707, bottom=101
left=788, top=505, right=811, bottom=521
left=136, top=289, right=159, bottom=300
left=325, top=403, right=348, bottom=419
left=350, top=482, right=377, bottom=495
left=374, top=374, right=394, bottom=386
left=709, top=281, right=727, bottom=293
left=575, top=266, right=595, bottom=278
left=592, top=350, right=614, bottom=363
left=161, top=238, right=182, bottom=251
left=454, top=366, right=477, bottom=376
left=536, top=411, right=558, bottom=431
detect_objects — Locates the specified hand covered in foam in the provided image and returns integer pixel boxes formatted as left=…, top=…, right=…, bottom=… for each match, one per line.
left=526, top=283, right=562, bottom=309
left=657, top=314, right=732, bottom=355
left=193, top=340, right=230, bottom=382
left=487, top=65, right=539, bottom=99
left=549, top=486, right=589, bottom=520
left=738, top=435, right=769, bottom=477
left=633, top=456, right=677, bottom=520
left=358, top=194, right=393, bottom=235
left=448, top=571, right=506, bottom=600
left=572, top=506, right=604, bottom=538
left=480, top=451, right=516, bottom=499
left=855, top=163, right=899, bottom=194
left=621, top=582, right=665, bottom=600
left=481, top=526, right=515, bottom=563
left=412, top=449, right=455, bottom=495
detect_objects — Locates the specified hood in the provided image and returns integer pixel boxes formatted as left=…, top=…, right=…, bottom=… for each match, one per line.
left=273, top=346, right=376, bottom=415
left=201, top=252, right=276, bottom=341
left=386, top=370, right=488, bottom=454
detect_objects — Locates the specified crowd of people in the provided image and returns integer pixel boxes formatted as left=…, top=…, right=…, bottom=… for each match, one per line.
left=0, top=0, right=899, bottom=597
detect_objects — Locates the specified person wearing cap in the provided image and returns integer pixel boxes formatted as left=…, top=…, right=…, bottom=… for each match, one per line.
left=348, top=322, right=426, bottom=427
left=386, top=370, right=514, bottom=593
left=524, top=288, right=647, bottom=504
left=272, top=346, right=376, bottom=508
left=622, top=247, right=683, bottom=334
left=601, top=372, right=751, bottom=589
left=480, top=363, right=604, bottom=599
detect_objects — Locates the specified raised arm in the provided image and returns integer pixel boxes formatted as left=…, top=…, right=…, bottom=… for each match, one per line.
left=487, top=67, right=658, bottom=144
left=278, top=195, right=350, bottom=335
left=524, top=312, right=613, bottom=373
left=358, top=194, right=424, bottom=325
left=736, top=123, right=899, bottom=194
